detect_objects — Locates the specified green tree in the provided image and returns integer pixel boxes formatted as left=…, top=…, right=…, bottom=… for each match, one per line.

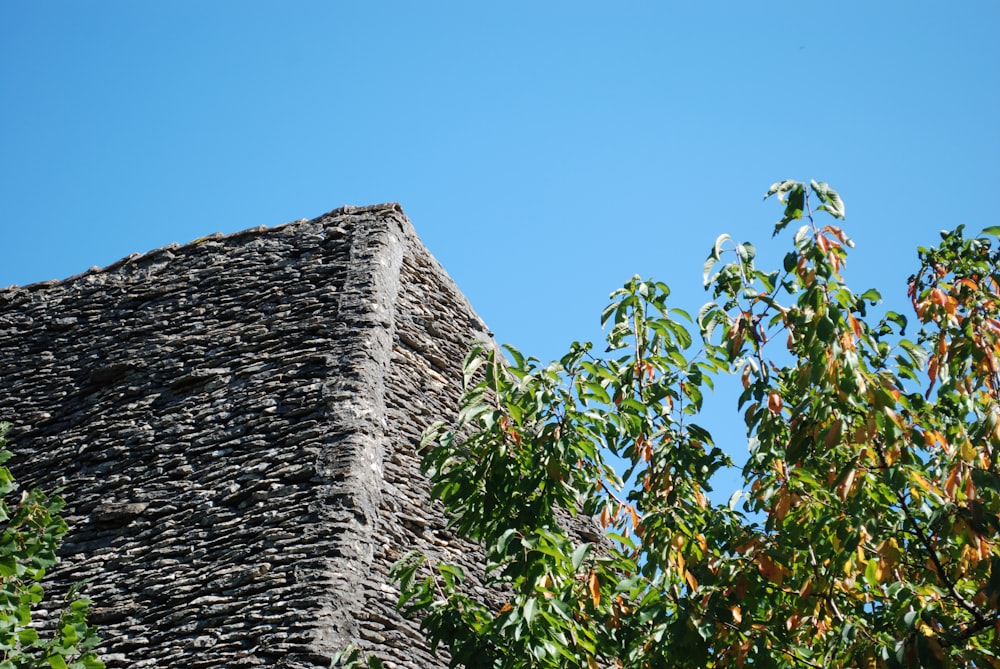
left=339, top=181, right=1000, bottom=668
left=0, top=423, right=103, bottom=669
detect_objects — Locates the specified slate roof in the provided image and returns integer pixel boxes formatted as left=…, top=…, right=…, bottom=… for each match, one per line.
left=0, top=204, right=492, bottom=668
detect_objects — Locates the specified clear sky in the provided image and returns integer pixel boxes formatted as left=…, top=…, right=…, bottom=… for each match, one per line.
left=2, top=2, right=998, bottom=497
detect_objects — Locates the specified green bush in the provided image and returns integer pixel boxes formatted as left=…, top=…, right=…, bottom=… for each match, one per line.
left=0, top=423, right=103, bottom=669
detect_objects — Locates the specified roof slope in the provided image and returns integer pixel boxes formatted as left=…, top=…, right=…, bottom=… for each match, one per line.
left=0, top=204, right=490, bottom=668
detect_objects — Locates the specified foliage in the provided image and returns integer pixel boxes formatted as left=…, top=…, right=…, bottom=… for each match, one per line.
left=337, top=180, right=1000, bottom=667
left=0, top=424, right=103, bottom=669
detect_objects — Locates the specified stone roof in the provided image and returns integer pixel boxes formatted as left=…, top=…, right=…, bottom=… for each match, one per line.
left=0, top=204, right=492, bottom=668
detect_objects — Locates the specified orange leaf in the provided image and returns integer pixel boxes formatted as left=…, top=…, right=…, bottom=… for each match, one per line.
left=823, top=224, right=848, bottom=244
left=588, top=572, right=601, bottom=608
left=944, top=294, right=958, bottom=317
left=848, top=313, right=863, bottom=339
left=599, top=505, right=612, bottom=529
left=695, top=531, right=708, bottom=553
left=911, top=472, right=943, bottom=498
left=937, top=334, right=949, bottom=356
left=767, top=391, right=783, bottom=415
left=628, top=505, right=640, bottom=531
left=731, top=605, right=742, bottom=624
left=923, top=430, right=944, bottom=448
left=945, top=467, right=961, bottom=500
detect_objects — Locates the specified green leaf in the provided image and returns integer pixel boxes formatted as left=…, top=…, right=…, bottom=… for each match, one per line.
left=899, top=340, right=929, bottom=371
left=502, top=344, right=525, bottom=369
left=703, top=255, right=719, bottom=287
left=859, top=288, right=882, bottom=303
left=605, top=532, right=636, bottom=551
left=764, top=180, right=806, bottom=235
left=864, top=558, right=879, bottom=587
left=17, top=628, right=39, bottom=645
left=0, top=556, right=17, bottom=577
left=523, top=596, right=537, bottom=626
left=79, top=657, right=106, bottom=669
left=704, top=234, right=733, bottom=286
left=571, top=543, right=591, bottom=571
left=885, top=311, right=908, bottom=336
left=980, top=225, right=1000, bottom=237
left=764, top=179, right=800, bottom=201
left=810, top=180, right=846, bottom=219
left=437, top=563, right=466, bottom=589
left=462, top=346, right=487, bottom=389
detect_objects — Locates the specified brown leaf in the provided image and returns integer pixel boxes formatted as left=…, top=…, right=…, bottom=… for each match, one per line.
left=757, top=554, right=785, bottom=586
left=798, top=576, right=813, bottom=599
left=837, top=468, right=856, bottom=502
left=774, top=484, right=791, bottom=522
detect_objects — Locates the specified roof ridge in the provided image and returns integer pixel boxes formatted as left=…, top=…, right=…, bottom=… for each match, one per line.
left=1, top=203, right=408, bottom=293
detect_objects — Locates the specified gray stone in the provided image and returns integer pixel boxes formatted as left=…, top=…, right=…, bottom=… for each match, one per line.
left=0, top=204, right=498, bottom=668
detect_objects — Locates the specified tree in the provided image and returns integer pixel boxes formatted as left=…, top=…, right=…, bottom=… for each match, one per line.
left=338, top=181, right=1000, bottom=668
left=0, top=423, right=103, bottom=669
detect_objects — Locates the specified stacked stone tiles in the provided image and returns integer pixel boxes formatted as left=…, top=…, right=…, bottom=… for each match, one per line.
left=0, top=204, right=491, bottom=668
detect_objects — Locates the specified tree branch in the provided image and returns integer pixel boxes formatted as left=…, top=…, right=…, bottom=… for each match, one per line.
left=874, top=441, right=988, bottom=631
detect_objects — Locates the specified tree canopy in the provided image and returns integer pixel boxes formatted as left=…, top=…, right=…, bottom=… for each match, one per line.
left=339, top=180, right=1000, bottom=668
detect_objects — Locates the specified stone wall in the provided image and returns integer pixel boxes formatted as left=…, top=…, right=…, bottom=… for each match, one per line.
left=0, top=204, right=490, bottom=668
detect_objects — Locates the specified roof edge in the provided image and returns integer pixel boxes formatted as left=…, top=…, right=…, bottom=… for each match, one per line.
left=1, top=203, right=407, bottom=293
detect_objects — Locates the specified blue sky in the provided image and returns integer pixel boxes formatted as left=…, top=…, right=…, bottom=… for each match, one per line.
left=2, top=2, right=998, bottom=496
